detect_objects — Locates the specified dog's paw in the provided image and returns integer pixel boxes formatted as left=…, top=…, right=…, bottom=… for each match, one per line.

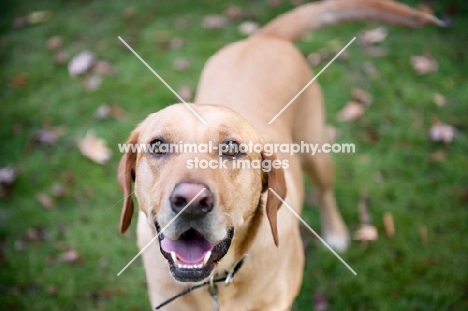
left=322, top=231, right=350, bottom=253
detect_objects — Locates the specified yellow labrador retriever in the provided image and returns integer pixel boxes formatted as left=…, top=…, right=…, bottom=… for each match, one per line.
left=118, top=0, right=441, bottom=309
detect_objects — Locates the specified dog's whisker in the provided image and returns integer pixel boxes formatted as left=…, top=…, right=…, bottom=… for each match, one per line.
left=105, top=191, right=135, bottom=211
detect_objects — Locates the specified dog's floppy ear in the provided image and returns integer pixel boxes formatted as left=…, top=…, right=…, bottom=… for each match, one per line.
left=261, top=152, right=287, bottom=246
left=117, top=130, right=139, bottom=234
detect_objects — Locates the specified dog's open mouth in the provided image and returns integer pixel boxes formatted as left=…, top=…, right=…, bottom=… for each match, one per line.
left=156, top=224, right=234, bottom=282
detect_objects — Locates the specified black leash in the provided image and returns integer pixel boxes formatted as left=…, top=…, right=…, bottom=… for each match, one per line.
left=155, top=255, right=248, bottom=310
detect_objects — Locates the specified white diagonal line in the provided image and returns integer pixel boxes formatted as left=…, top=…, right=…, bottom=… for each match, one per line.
left=268, top=37, right=356, bottom=124
left=117, top=188, right=206, bottom=276
left=118, top=36, right=207, bottom=125
left=268, top=188, right=357, bottom=276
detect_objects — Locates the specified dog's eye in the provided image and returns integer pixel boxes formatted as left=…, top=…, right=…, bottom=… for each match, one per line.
left=149, top=139, right=169, bottom=156
left=221, top=141, right=241, bottom=158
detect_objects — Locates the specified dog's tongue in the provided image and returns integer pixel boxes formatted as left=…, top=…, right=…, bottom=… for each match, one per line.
left=161, top=231, right=213, bottom=264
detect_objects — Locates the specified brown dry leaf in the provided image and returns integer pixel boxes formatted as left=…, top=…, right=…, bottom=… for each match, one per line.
left=169, top=38, right=184, bottom=50
left=430, top=149, right=447, bottom=162
left=359, top=27, right=388, bottom=45
left=68, top=51, right=95, bottom=76
left=33, top=127, right=64, bottom=145
left=54, top=51, right=69, bottom=64
left=47, top=285, right=58, bottom=296
left=58, top=249, right=82, bottom=264
left=177, top=85, right=193, bottom=101
left=175, top=17, right=189, bottom=29
left=77, top=131, right=112, bottom=164
left=93, top=60, right=115, bottom=76
left=99, top=287, right=124, bottom=298
left=46, top=36, right=62, bottom=51
left=238, top=21, right=259, bottom=36
left=410, top=55, right=438, bottom=75
left=51, top=183, right=66, bottom=197
left=83, top=75, right=102, bottom=92
left=122, top=7, right=136, bottom=20
left=24, top=227, right=47, bottom=242
left=354, top=224, right=378, bottom=241
left=352, top=87, right=372, bottom=106
left=224, top=5, right=243, bottom=20
left=307, top=52, right=322, bottom=67
left=358, top=190, right=371, bottom=224
left=420, top=226, right=428, bottom=245
left=9, top=74, right=28, bottom=88
left=364, top=45, right=387, bottom=57
left=94, top=105, right=112, bottom=119
left=37, top=192, right=55, bottom=210
left=173, top=58, right=191, bottom=71
left=312, top=292, right=329, bottom=311
left=27, top=11, right=52, bottom=25
left=13, top=16, right=27, bottom=29
left=202, top=15, right=228, bottom=29
left=337, top=101, right=365, bottom=122
left=433, top=93, right=447, bottom=107
left=383, top=212, right=395, bottom=237
left=429, top=122, right=456, bottom=143
left=0, top=167, right=17, bottom=185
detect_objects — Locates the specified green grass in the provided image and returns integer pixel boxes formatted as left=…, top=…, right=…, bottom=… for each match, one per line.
left=1, top=0, right=468, bottom=310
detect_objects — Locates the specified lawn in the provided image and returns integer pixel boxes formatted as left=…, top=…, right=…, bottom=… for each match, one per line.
left=1, top=0, right=467, bottom=310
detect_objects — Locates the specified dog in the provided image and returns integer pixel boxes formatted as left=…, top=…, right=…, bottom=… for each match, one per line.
left=117, top=1, right=441, bottom=309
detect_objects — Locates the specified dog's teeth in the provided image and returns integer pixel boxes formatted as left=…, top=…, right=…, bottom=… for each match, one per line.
left=171, top=252, right=178, bottom=264
left=203, top=251, right=212, bottom=265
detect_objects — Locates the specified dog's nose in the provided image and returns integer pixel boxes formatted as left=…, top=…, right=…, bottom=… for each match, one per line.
left=170, top=183, right=214, bottom=218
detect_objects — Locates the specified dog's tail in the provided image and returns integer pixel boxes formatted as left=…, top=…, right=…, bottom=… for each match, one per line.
left=254, top=0, right=445, bottom=42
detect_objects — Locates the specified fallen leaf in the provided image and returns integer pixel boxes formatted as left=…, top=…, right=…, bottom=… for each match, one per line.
left=13, top=16, right=27, bottom=29
left=27, top=11, right=52, bottom=25
left=62, top=170, right=75, bottom=184
left=122, top=7, right=136, bottom=20
left=24, top=227, right=46, bottom=242
left=46, top=36, right=62, bottom=51
left=177, top=85, right=193, bottom=101
left=383, top=212, right=395, bottom=237
left=410, top=55, right=438, bottom=74
left=58, top=249, right=82, bottom=264
left=94, top=105, right=112, bottom=119
left=352, top=87, right=372, bottom=106
left=312, top=292, right=329, bottom=311
left=77, top=131, right=112, bottom=164
left=364, top=45, right=387, bottom=57
left=174, top=17, right=189, bottom=29
left=93, top=60, right=115, bottom=76
left=238, top=21, right=259, bottom=36
left=267, top=0, right=283, bottom=8
left=358, top=190, right=371, bottom=224
left=173, top=58, right=191, bottom=71
left=429, top=122, right=456, bottom=143
left=32, top=127, right=64, bottom=145
left=54, top=51, right=69, bottom=64
left=68, top=51, right=95, bottom=76
left=83, top=75, right=102, bottom=92
left=307, top=52, right=322, bottom=67
left=47, top=285, right=58, bottom=296
left=202, top=15, right=228, bottom=29
left=155, top=31, right=171, bottom=50
left=433, top=93, right=447, bottom=107
left=359, top=27, right=388, bottom=45
left=354, top=224, right=378, bottom=241
left=51, top=183, right=66, bottom=197
left=420, top=226, right=428, bottom=246
left=169, top=38, right=184, bottom=50
left=224, top=5, right=243, bottom=20
left=37, top=192, right=55, bottom=210
left=9, top=74, right=28, bottom=88
left=430, top=149, right=447, bottom=162
left=337, top=101, right=365, bottom=122
left=99, top=287, right=124, bottom=298
left=0, top=167, right=17, bottom=185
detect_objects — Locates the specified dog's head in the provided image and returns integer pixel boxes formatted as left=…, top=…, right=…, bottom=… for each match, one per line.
left=117, top=104, right=286, bottom=282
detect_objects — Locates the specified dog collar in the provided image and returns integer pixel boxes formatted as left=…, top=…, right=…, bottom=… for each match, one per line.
left=155, top=254, right=248, bottom=310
